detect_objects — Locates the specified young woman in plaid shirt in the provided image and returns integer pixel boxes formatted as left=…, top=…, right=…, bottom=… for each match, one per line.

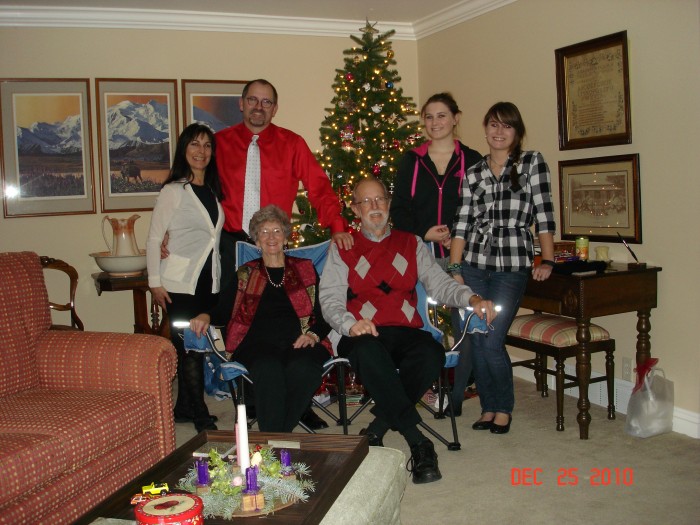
left=449, top=102, right=556, bottom=434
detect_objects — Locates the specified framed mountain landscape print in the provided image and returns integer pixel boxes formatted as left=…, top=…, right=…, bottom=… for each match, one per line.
left=1, top=78, right=95, bottom=217
left=96, top=78, right=178, bottom=211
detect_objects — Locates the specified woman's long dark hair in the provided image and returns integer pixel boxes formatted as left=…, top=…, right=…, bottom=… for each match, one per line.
left=482, top=102, right=526, bottom=192
left=163, top=123, right=223, bottom=200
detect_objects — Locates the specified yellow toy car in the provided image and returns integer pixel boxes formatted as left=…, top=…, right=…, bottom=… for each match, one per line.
left=141, top=482, right=169, bottom=496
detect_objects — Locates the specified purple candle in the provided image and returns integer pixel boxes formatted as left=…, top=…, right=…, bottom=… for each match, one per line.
left=245, top=466, right=258, bottom=492
left=196, top=459, right=210, bottom=485
left=280, top=449, right=291, bottom=468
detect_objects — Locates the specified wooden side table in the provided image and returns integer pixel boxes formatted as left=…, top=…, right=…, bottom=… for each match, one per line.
left=92, top=272, right=169, bottom=338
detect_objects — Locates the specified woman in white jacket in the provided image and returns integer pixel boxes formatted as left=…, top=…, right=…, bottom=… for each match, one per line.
left=147, top=123, right=225, bottom=432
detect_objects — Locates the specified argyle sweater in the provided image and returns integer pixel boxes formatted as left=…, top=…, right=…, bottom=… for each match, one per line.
left=338, top=229, right=423, bottom=329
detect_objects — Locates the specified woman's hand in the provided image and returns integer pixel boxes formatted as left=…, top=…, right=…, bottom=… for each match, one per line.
left=293, top=334, right=318, bottom=348
left=150, top=286, right=171, bottom=310
left=190, top=313, right=211, bottom=337
left=532, top=263, right=554, bottom=282
left=349, top=319, right=378, bottom=337
left=424, top=225, right=451, bottom=244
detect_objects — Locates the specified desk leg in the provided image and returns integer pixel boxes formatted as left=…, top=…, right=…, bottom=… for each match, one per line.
left=575, top=318, right=592, bottom=440
left=636, top=308, right=652, bottom=366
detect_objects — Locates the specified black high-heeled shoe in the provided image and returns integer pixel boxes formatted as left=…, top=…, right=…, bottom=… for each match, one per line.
left=490, top=414, right=512, bottom=434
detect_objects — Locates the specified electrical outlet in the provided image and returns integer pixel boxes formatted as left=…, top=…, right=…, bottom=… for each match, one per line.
left=622, top=357, right=632, bottom=382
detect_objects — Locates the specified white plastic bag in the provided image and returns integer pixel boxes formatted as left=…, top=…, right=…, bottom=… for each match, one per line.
left=624, top=367, right=674, bottom=438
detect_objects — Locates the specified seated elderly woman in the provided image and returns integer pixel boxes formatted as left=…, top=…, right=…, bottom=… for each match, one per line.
left=190, top=204, right=332, bottom=432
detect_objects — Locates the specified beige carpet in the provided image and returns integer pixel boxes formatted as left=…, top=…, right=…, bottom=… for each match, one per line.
left=175, top=377, right=700, bottom=525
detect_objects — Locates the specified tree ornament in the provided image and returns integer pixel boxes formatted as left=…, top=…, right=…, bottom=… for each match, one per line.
left=372, top=163, right=381, bottom=175
left=385, top=81, right=394, bottom=89
left=362, top=83, right=371, bottom=92
left=392, top=139, right=401, bottom=149
left=387, top=50, right=394, bottom=59
left=345, top=72, right=354, bottom=81
left=342, top=140, right=355, bottom=151
left=353, top=55, right=361, bottom=64
left=371, top=104, right=383, bottom=113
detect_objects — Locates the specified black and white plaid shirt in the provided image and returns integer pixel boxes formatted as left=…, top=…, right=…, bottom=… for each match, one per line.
left=452, top=151, right=556, bottom=272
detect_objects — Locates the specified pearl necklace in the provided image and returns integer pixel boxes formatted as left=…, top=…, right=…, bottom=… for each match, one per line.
left=265, top=266, right=285, bottom=288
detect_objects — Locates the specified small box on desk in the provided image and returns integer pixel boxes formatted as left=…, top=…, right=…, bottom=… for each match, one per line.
left=553, top=241, right=577, bottom=263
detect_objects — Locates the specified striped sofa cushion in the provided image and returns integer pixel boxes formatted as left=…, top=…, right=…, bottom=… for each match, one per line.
left=508, top=314, right=610, bottom=347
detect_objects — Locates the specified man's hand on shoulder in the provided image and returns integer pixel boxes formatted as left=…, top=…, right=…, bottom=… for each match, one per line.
left=160, top=232, right=170, bottom=259
left=332, top=231, right=354, bottom=250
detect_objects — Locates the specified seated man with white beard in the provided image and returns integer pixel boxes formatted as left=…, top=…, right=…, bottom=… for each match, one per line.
left=319, top=177, right=497, bottom=484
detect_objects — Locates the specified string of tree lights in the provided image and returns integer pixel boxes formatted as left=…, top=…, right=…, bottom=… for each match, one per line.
left=291, top=21, right=424, bottom=247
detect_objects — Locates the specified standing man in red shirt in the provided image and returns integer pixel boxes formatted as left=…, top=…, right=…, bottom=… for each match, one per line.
left=216, top=79, right=353, bottom=429
left=216, top=78, right=352, bottom=257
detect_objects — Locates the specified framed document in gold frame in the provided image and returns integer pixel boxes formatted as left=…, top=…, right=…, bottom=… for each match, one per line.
left=555, top=31, right=631, bottom=150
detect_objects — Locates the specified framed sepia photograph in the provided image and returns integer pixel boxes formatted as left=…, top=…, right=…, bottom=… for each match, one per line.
left=96, top=78, right=178, bottom=212
left=181, top=79, right=246, bottom=132
left=559, top=154, right=641, bottom=243
left=1, top=78, right=95, bottom=218
left=555, top=31, right=631, bottom=150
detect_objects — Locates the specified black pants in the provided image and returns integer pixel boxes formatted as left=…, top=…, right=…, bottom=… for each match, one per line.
left=235, top=343, right=329, bottom=432
left=169, top=290, right=218, bottom=427
left=337, top=326, right=445, bottom=434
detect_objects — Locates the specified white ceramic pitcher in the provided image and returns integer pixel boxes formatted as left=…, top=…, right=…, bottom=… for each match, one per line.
left=102, top=214, right=141, bottom=256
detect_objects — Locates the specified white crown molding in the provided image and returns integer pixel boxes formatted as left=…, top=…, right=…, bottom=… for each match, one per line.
left=0, top=6, right=415, bottom=39
left=413, top=0, right=518, bottom=39
left=0, top=1, right=516, bottom=40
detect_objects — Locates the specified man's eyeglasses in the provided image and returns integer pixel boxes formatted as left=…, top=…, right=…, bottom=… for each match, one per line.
left=245, top=96, right=275, bottom=109
left=258, top=228, right=284, bottom=238
left=355, top=196, right=389, bottom=208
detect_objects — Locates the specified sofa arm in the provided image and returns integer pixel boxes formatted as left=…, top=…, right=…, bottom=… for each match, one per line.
left=35, top=330, right=177, bottom=456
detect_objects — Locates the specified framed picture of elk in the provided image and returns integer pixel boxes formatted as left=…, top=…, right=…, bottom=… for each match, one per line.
left=95, top=78, right=178, bottom=211
left=0, top=78, right=96, bottom=217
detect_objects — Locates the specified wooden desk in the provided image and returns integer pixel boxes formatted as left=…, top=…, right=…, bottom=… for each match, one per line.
left=518, top=263, right=661, bottom=439
left=92, top=272, right=169, bottom=337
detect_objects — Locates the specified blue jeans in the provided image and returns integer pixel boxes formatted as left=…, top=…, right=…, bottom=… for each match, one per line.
left=460, top=265, right=529, bottom=415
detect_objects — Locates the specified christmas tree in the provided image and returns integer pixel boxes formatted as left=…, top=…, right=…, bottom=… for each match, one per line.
left=291, top=21, right=424, bottom=246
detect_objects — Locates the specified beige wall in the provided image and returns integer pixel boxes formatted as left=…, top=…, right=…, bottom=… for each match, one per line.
left=1, top=0, right=699, bottom=430
left=0, top=27, right=418, bottom=330
left=416, top=0, right=700, bottom=423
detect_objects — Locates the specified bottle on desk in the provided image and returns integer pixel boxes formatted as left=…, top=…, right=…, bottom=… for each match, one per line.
left=575, top=236, right=589, bottom=261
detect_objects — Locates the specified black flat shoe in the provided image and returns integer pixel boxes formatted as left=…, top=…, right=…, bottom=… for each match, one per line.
left=359, top=427, right=384, bottom=447
left=472, top=419, right=494, bottom=430
left=300, top=407, right=329, bottom=430
left=490, top=415, right=512, bottom=434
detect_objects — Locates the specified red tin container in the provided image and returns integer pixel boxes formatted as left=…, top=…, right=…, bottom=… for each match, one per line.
left=135, top=494, right=204, bottom=524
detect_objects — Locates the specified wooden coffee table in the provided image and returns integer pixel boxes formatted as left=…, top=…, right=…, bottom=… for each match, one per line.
left=76, top=430, right=368, bottom=525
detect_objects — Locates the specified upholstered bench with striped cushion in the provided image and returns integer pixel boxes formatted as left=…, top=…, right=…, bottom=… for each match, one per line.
left=507, top=313, right=616, bottom=432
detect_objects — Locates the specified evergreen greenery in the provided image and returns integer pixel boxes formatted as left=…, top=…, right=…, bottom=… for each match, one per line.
left=291, top=21, right=424, bottom=246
